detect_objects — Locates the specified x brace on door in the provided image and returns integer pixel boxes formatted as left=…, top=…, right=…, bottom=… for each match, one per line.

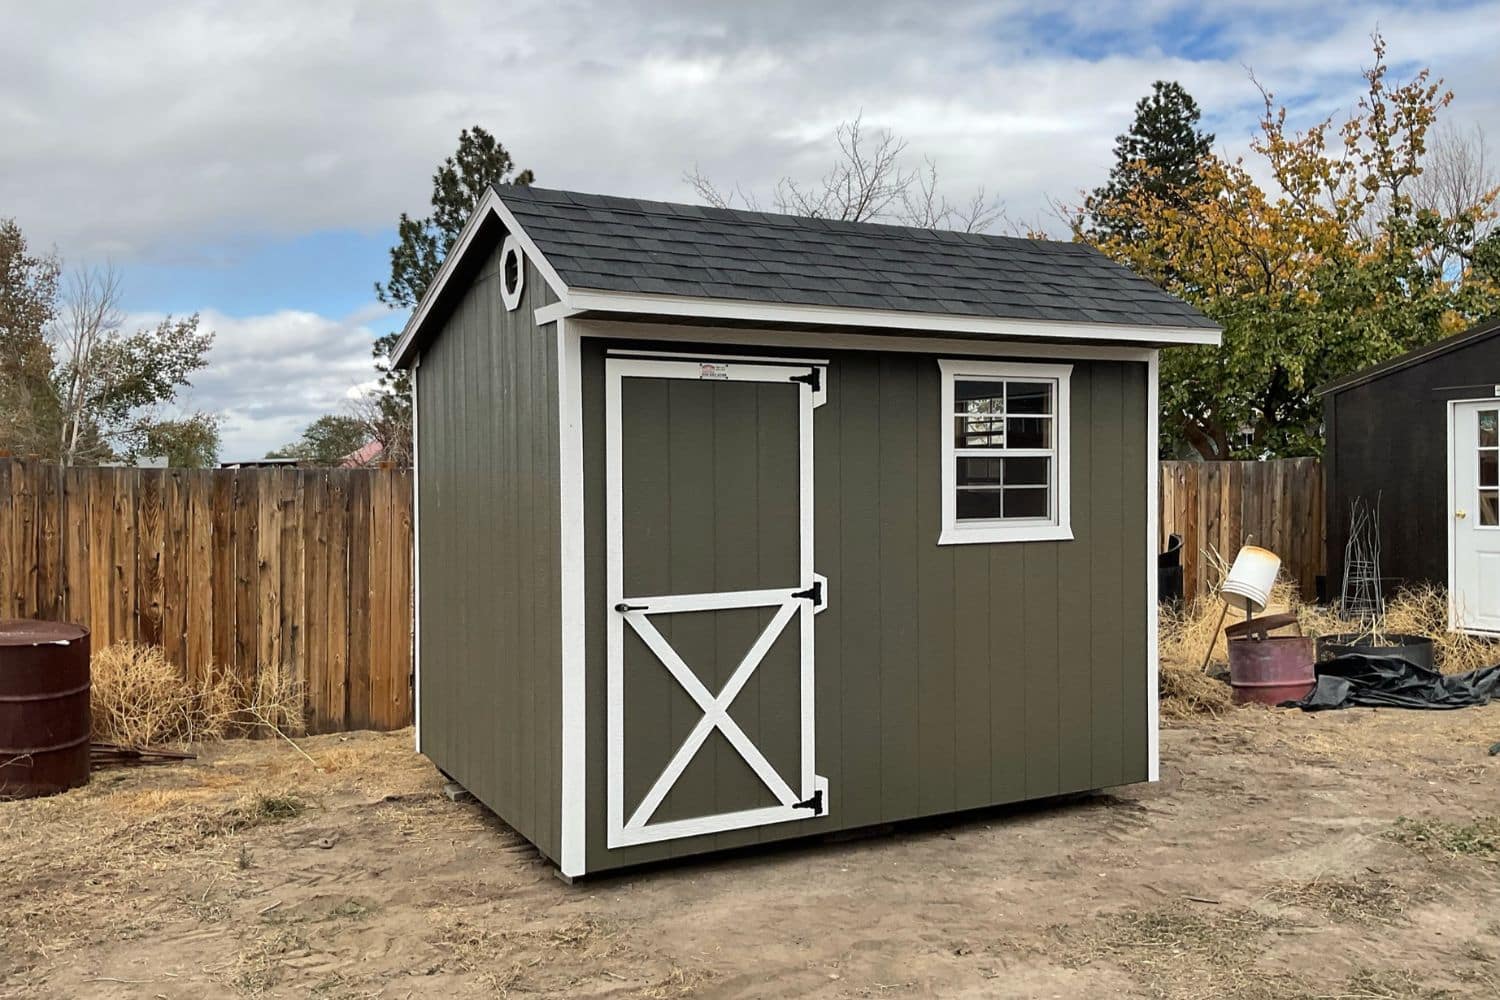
left=620, top=596, right=802, bottom=832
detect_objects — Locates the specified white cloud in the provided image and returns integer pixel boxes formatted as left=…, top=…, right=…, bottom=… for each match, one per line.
left=9, top=2, right=1500, bottom=460
left=130, top=307, right=386, bottom=462
left=6, top=1, right=1498, bottom=259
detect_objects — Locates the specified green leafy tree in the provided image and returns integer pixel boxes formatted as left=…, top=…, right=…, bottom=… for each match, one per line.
left=0, top=219, right=62, bottom=455
left=266, top=414, right=371, bottom=465
left=1079, top=37, right=1500, bottom=459
left=1086, top=81, right=1215, bottom=245
left=137, top=415, right=220, bottom=468
left=51, top=265, right=214, bottom=466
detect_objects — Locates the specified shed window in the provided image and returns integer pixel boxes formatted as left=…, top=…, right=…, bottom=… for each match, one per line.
left=938, top=360, right=1073, bottom=545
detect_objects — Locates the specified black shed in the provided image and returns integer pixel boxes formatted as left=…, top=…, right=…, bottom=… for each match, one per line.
left=1321, top=316, right=1500, bottom=632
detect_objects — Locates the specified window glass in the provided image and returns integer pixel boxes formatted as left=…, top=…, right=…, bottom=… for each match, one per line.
left=954, top=416, right=1005, bottom=447
left=1482, top=490, right=1499, bottom=527
left=1481, top=410, right=1499, bottom=448
left=956, top=489, right=1005, bottom=519
left=1004, top=457, right=1049, bottom=486
left=951, top=374, right=1059, bottom=525
left=1006, top=381, right=1052, bottom=414
left=955, top=381, right=1006, bottom=414
left=1007, top=417, right=1051, bottom=449
left=1003, top=487, right=1050, bottom=519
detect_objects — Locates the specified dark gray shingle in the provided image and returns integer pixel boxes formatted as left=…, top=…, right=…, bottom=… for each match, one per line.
left=500, top=186, right=1216, bottom=330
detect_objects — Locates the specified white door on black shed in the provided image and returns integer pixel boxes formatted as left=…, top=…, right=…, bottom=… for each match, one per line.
left=605, top=356, right=828, bottom=849
left=1451, top=400, right=1500, bottom=632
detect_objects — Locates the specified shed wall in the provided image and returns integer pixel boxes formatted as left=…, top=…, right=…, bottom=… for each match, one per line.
left=1325, top=337, right=1500, bottom=596
left=581, top=340, right=1150, bottom=872
left=416, top=241, right=563, bottom=863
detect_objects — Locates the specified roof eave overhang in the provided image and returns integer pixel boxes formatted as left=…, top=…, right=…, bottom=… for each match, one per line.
left=534, top=291, right=1222, bottom=349
left=1315, top=316, right=1500, bottom=397
left=393, top=189, right=1222, bottom=368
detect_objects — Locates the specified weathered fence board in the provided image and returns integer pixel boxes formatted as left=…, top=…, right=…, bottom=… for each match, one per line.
left=1159, top=458, right=1325, bottom=601
left=0, top=459, right=414, bottom=734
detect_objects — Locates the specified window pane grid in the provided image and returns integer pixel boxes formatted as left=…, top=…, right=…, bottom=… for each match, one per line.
left=950, top=374, right=1057, bottom=524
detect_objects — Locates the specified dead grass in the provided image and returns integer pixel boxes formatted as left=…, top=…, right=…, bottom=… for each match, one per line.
left=1264, top=875, right=1412, bottom=924
left=1159, top=576, right=1500, bottom=719
left=1341, top=967, right=1459, bottom=999
left=1056, top=904, right=1302, bottom=999
left=90, top=642, right=304, bottom=747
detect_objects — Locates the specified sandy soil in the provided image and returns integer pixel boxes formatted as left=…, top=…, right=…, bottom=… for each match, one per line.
left=4, top=705, right=1500, bottom=999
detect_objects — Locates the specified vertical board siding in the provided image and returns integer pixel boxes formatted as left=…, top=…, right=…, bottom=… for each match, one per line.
left=0, top=458, right=414, bottom=735
left=582, top=346, right=1152, bottom=872
left=1159, top=458, right=1325, bottom=600
left=415, top=246, right=563, bottom=863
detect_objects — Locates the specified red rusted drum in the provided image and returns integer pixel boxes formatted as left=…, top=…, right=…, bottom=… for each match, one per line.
left=1225, top=614, right=1314, bottom=706
left=0, top=620, right=91, bottom=799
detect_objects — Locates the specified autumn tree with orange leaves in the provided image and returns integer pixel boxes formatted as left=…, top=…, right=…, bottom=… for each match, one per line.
left=1082, top=36, right=1500, bottom=459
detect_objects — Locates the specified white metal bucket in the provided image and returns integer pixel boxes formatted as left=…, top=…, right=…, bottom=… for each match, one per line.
left=1221, top=545, right=1281, bottom=614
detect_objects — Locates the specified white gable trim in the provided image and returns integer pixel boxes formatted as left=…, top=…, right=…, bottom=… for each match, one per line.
left=536, top=290, right=1219, bottom=347
left=392, top=188, right=572, bottom=367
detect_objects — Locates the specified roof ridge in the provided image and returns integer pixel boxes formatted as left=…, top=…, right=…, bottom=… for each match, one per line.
left=497, top=183, right=1088, bottom=252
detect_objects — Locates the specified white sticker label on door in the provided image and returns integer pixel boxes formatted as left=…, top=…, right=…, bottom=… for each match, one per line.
left=699, top=363, right=729, bottom=380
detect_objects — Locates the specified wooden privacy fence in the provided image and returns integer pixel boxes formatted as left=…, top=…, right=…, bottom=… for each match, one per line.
left=1160, top=458, right=1325, bottom=601
left=0, top=459, right=413, bottom=734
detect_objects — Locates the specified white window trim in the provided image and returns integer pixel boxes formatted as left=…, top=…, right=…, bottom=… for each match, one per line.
left=938, top=359, right=1073, bottom=545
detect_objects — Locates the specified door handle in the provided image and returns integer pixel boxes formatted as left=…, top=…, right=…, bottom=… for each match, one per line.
left=614, top=602, right=649, bottom=613
left=1457, top=510, right=1469, bottom=519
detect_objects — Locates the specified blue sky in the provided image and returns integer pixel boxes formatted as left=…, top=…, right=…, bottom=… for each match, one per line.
left=5, top=1, right=1498, bottom=459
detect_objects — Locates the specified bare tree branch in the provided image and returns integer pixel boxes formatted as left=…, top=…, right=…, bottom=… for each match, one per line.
left=53, top=265, right=125, bottom=466
left=689, top=113, right=1002, bottom=232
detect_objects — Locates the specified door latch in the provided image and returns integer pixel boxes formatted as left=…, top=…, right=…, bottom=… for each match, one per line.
left=614, top=602, right=649, bottom=613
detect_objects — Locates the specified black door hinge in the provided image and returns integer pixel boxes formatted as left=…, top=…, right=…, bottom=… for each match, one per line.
left=791, top=580, right=822, bottom=604
left=794, top=789, right=824, bottom=814
left=790, top=368, right=821, bottom=393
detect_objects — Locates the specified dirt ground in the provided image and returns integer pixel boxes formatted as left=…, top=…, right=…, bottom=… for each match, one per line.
left=4, top=705, right=1500, bottom=1000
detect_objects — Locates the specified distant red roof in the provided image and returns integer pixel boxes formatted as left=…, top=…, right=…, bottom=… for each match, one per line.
left=340, top=440, right=384, bottom=468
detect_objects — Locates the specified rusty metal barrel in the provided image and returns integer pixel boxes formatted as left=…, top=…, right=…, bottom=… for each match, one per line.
left=0, top=620, right=91, bottom=799
left=1225, top=613, right=1315, bottom=706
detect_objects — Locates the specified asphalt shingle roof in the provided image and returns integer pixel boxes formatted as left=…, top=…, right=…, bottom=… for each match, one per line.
left=499, top=185, right=1217, bottom=330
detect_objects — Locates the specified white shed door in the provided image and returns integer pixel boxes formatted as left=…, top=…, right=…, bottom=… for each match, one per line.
left=605, top=357, right=829, bottom=849
left=1451, top=401, right=1500, bottom=633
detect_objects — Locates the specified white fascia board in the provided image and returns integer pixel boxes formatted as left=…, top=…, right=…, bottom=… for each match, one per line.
left=572, top=318, right=1158, bottom=363
left=391, top=188, right=572, bottom=367
left=557, top=288, right=1221, bottom=347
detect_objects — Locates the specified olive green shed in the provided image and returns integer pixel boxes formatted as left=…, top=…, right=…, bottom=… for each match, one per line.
left=394, top=185, right=1219, bottom=879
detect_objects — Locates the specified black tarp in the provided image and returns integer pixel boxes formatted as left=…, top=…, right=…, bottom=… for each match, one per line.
left=1285, top=653, right=1500, bottom=711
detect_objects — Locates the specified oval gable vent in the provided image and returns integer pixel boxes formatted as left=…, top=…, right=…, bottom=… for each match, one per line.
left=500, top=236, right=524, bottom=311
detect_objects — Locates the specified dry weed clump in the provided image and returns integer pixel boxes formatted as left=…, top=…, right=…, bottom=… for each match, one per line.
left=1264, top=875, right=1412, bottom=925
left=1159, top=572, right=1500, bottom=719
left=90, top=642, right=304, bottom=747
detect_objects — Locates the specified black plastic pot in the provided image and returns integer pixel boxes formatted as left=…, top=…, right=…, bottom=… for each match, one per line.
left=1316, top=632, right=1435, bottom=672
left=1158, top=533, right=1184, bottom=605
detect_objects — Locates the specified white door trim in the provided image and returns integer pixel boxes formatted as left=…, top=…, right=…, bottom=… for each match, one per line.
left=1446, top=397, right=1500, bottom=635
left=605, top=356, right=828, bottom=849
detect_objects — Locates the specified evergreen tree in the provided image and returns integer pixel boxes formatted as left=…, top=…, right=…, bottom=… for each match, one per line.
left=373, top=126, right=534, bottom=388
left=1087, top=81, right=1214, bottom=243
left=369, top=128, right=533, bottom=462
